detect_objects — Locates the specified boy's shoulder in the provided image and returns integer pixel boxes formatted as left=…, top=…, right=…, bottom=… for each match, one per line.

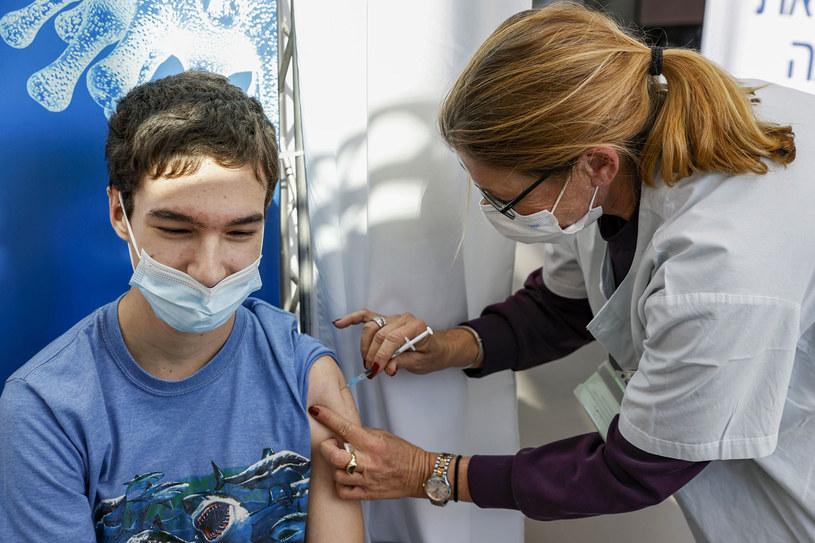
left=7, top=303, right=113, bottom=386
left=240, top=297, right=335, bottom=367
left=242, top=296, right=296, bottom=322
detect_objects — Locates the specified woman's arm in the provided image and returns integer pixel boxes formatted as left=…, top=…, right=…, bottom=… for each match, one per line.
left=309, top=406, right=707, bottom=520
left=465, top=267, right=595, bottom=377
left=330, top=268, right=595, bottom=379
left=467, top=415, right=708, bottom=519
left=305, top=356, right=364, bottom=542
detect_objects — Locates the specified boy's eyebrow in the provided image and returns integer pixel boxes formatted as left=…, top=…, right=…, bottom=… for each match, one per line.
left=147, top=209, right=265, bottom=227
left=227, top=213, right=265, bottom=227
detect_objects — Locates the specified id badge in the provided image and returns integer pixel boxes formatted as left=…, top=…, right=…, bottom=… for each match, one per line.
left=573, top=360, right=626, bottom=441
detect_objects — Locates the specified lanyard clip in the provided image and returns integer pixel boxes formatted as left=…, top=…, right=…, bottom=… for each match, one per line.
left=614, top=369, right=636, bottom=385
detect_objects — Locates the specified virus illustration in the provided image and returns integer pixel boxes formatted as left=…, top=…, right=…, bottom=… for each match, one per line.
left=0, top=0, right=278, bottom=119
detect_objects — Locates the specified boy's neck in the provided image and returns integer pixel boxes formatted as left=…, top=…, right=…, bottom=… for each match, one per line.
left=116, top=289, right=234, bottom=380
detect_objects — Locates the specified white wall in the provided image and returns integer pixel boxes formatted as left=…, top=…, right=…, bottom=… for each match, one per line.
left=703, top=0, right=815, bottom=95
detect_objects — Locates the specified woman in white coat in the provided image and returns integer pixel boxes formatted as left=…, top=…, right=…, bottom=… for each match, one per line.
left=308, top=3, right=815, bottom=541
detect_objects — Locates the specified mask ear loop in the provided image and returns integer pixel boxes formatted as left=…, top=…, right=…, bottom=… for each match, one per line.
left=117, top=191, right=141, bottom=270
left=588, top=185, right=600, bottom=210
left=258, top=215, right=265, bottom=258
left=550, top=162, right=578, bottom=215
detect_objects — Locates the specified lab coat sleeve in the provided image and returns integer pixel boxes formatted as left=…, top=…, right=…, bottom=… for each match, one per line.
left=464, top=267, right=595, bottom=377
left=0, top=379, right=97, bottom=542
left=620, top=292, right=801, bottom=461
left=467, top=414, right=709, bottom=520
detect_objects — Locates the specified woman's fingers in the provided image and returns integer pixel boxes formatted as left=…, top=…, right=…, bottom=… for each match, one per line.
left=309, top=405, right=368, bottom=447
left=332, top=309, right=442, bottom=375
left=319, top=438, right=361, bottom=476
left=313, top=409, right=376, bottom=483
left=332, top=308, right=378, bottom=329
left=383, top=358, right=400, bottom=377
left=332, top=309, right=398, bottom=371
left=359, top=316, right=391, bottom=370
left=311, top=404, right=435, bottom=501
left=365, top=313, right=431, bottom=372
left=311, top=404, right=372, bottom=481
left=335, top=484, right=368, bottom=500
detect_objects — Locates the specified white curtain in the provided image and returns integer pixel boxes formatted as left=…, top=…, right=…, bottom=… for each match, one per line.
left=295, top=1, right=529, bottom=541
left=702, top=0, right=815, bottom=94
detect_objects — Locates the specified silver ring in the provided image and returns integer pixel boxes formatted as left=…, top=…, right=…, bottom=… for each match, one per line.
left=371, top=316, right=386, bottom=329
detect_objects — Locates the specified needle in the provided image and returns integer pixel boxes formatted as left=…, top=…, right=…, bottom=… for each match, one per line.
left=345, top=326, right=434, bottom=388
left=345, top=367, right=373, bottom=388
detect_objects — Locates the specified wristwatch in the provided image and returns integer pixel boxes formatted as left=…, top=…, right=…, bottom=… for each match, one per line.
left=424, top=452, right=454, bottom=506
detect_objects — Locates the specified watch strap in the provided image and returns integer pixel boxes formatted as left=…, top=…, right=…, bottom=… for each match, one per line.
left=426, top=452, right=454, bottom=506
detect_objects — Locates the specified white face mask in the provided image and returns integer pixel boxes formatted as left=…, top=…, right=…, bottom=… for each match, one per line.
left=118, top=193, right=263, bottom=333
left=480, top=173, right=603, bottom=244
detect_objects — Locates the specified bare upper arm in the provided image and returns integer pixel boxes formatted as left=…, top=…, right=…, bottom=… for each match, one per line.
left=307, top=356, right=361, bottom=444
left=305, top=355, right=363, bottom=542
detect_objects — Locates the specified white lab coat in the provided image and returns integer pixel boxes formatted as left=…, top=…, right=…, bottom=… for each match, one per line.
left=542, top=82, right=815, bottom=542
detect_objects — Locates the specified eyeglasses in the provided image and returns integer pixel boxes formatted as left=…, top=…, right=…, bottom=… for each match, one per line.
left=474, top=168, right=557, bottom=220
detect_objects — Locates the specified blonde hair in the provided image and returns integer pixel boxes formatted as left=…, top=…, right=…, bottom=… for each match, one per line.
left=439, top=2, right=795, bottom=186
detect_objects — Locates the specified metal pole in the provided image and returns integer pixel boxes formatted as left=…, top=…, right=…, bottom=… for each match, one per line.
left=278, top=16, right=293, bottom=314
left=278, top=155, right=293, bottom=310
left=289, top=2, right=313, bottom=335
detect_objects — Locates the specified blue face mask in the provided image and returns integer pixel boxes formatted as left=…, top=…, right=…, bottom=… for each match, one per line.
left=119, top=193, right=263, bottom=333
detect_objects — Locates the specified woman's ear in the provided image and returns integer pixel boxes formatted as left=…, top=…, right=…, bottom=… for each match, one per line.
left=579, top=147, right=620, bottom=187
left=107, top=187, right=131, bottom=243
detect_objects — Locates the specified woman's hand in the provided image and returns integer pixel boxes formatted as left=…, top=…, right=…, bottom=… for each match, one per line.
left=333, top=309, right=481, bottom=377
left=308, top=405, right=436, bottom=501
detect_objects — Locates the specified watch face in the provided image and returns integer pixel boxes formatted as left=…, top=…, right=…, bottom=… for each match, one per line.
left=425, top=476, right=452, bottom=501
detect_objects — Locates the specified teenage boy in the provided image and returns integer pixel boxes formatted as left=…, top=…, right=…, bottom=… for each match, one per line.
left=0, top=70, right=363, bottom=542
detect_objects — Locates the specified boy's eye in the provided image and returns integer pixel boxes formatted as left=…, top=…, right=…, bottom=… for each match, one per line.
left=159, top=227, right=190, bottom=235
left=229, top=230, right=258, bottom=238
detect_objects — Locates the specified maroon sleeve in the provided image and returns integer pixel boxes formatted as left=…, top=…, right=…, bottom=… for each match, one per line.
left=467, top=415, right=709, bottom=520
left=464, top=267, right=595, bottom=378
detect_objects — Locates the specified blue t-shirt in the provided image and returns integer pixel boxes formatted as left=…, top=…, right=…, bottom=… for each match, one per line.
left=0, top=297, right=333, bottom=542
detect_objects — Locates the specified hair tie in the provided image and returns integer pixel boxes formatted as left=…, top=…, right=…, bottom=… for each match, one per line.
left=650, top=46, right=664, bottom=76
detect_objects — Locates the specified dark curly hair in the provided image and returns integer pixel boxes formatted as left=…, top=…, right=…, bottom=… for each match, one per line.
left=106, top=70, right=278, bottom=215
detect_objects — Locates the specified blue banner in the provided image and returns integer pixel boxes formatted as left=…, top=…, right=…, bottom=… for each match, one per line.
left=0, top=0, right=279, bottom=385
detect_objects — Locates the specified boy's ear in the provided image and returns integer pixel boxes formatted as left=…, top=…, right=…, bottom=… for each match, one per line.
left=107, top=187, right=130, bottom=243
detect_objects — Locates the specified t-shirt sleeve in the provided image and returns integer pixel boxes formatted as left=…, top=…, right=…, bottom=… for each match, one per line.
left=467, top=415, right=708, bottom=520
left=0, top=379, right=97, bottom=541
left=464, top=268, right=595, bottom=378
left=293, top=328, right=337, bottom=406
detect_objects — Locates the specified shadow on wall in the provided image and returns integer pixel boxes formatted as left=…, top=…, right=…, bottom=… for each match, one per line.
left=305, top=98, right=486, bottom=368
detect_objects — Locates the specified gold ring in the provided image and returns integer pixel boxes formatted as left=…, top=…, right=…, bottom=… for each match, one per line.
left=345, top=452, right=358, bottom=475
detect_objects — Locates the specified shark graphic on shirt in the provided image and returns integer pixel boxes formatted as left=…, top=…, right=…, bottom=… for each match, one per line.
left=92, top=449, right=309, bottom=542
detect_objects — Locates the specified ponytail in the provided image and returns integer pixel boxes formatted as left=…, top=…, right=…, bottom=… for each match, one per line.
left=641, top=48, right=795, bottom=186
left=440, top=2, right=796, bottom=187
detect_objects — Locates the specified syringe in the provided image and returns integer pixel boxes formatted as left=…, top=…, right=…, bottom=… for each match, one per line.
left=345, top=367, right=373, bottom=388
left=345, top=326, right=433, bottom=388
